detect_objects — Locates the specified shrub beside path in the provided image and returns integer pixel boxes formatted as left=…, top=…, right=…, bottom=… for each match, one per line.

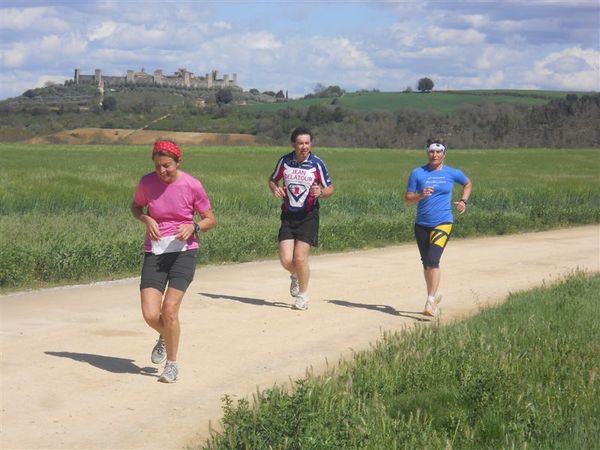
left=1, top=225, right=598, bottom=449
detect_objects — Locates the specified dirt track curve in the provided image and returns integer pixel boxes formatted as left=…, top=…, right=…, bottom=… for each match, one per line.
left=1, top=225, right=599, bottom=450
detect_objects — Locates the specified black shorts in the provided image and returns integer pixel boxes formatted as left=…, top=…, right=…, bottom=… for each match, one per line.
left=414, top=223, right=453, bottom=268
left=278, top=210, right=320, bottom=247
left=140, top=249, right=199, bottom=293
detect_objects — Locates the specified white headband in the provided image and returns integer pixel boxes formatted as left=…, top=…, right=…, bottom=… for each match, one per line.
left=427, top=143, right=446, bottom=153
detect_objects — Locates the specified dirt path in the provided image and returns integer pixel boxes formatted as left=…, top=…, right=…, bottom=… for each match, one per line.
left=1, top=226, right=598, bottom=450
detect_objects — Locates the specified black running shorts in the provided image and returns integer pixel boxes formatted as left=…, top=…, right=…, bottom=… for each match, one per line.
left=140, top=249, right=199, bottom=293
left=414, top=223, right=453, bottom=268
left=278, top=210, right=320, bottom=247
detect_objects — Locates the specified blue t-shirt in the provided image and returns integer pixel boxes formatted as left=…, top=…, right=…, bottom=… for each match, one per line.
left=270, top=151, right=332, bottom=213
left=406, top=165, right=469, bottom=227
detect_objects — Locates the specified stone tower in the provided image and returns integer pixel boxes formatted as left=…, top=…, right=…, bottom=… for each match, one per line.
left=94, top=69, right=102, bottom=86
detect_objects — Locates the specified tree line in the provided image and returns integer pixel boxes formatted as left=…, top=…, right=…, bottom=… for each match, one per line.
left=252, top=93, right=600, bottom=148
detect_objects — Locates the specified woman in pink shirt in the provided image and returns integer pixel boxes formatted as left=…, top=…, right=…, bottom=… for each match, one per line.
left=131, top=140, right=216, bottom=383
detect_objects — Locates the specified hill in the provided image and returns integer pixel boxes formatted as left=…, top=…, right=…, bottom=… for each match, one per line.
left=243, top=89, right=592, bottom=113
left=1, top=83, right=598, bottom=148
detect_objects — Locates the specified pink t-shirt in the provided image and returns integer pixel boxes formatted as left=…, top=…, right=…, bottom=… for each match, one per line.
left=133, top=171, right=212, bottom=253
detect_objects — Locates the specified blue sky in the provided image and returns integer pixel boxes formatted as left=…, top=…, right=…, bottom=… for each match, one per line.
left=1, top=0, right=598, bottom=100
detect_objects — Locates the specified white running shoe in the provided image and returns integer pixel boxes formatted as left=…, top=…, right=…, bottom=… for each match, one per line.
left=423, top=295, right=442, bottom=317
left=151, top=336, right=166, bottom=364
left=158, top=362, right=178, bottom=383
left=289, top=274, right=300, bottom=297
left=293, top=293, right=309, bottom=311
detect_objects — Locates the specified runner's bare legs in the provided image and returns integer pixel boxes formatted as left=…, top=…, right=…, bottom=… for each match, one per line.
left=423, top=267, right=440, bottom=297
left=279, top=239, right=311, bottom=294
left=141, top=287, right=184, bottom=361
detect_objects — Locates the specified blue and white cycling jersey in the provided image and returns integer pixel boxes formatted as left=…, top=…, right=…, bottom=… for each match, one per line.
left=270, top=151, right=332, bottom=213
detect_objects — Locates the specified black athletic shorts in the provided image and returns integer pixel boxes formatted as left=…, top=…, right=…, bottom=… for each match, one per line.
left=140, top=249, right=199, bottom=293
left=278, top=209, right=320, bottom=247
left=414, top=223, right=453, bottom=268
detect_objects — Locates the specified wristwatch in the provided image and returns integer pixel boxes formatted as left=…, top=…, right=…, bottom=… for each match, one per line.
left=460, top=199, right=468, bottom=204
left=193, top=222, right=201, bottom=234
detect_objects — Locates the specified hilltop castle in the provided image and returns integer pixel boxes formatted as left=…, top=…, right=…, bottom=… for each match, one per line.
left=74, top=68, right=239, bottom=90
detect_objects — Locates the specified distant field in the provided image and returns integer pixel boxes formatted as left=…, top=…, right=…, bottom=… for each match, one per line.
left=1, top=144, right=599, bottom=290
left=243, top=89, right=590, bottom=113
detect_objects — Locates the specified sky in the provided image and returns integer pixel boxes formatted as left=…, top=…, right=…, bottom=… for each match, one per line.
left=0, top=0, right=599, bottom=100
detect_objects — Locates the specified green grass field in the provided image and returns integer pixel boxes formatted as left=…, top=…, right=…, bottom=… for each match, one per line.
left=1, top=144, right=599, bottom=290
left=242, top=90, right=588, bottom=114
left=202, top=272, right=600, bottom=449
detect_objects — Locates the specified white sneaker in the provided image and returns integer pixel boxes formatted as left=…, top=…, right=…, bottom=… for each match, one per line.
left=423, top=295, right=442, bottom=317
left=289, top=274, right=300, bottom=297
left=293, top=293, right=309, bottom=311
left=151, top=336, right=166, bottom=364
left=158, top=362, right=178, bottom=383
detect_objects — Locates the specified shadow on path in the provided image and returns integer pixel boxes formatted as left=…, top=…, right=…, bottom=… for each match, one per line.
left=326, top=299, right=429, bottom=322
left=45, top=351, right=157, bottom=376
left=199, top=292, right=291, bottom=309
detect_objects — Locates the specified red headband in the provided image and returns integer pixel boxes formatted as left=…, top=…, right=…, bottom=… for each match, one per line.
left=153, top=140, right=182, bottom=160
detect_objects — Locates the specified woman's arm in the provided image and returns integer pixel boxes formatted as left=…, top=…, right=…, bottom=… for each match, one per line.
left=453, top=179, right=472, bottom=214
left=404, top=186, right=433, bottom=205
left=175, top=209, right=216, bottom=241
left=131, top=201, right=161, bottom=240
left=197, top=209, right=216, bottom=233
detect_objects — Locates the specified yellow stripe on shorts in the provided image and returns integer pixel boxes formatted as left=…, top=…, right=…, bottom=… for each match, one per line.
left=429, top=224, right=453, bottom=248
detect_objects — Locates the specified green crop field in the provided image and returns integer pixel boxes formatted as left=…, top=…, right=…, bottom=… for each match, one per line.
left=1, top=144, right=599, bottom=290
left=242, top=90, right=589, bottom=114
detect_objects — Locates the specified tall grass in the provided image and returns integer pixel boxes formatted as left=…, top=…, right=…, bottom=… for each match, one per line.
left=1, top=145, right=599, bottom=290
left=203, top=273, right=600, bottom=449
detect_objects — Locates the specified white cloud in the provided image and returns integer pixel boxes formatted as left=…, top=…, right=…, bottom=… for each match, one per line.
left=243, top=32, right=282, bottom=50
left=475, top=46, right=524, bottom=71
left=461, top=14, right=490, bottom=28
left=98, top=23, right=168, bottom=47
left=213, top=21, right=232, bottom=30
left=416, top=46, right=456, bottom=58
left=0, top=1, right=598, bottom=99
left=88, top=22, right=118, bottom=41
left=427, top=26, right=486, bottom=45
left=0, top=43, right=27, bottom=68
left=308, top=37, right=374, bottom=70
left=0, top=70, right=67, bottom=99
left=0, top=34, right=87, bottom=69
left=525, top=48, right=600, bottom=90
left=40, top=34, right=87, bottom=54
left=0, top=6, right=68, bottom=31
left=389, top=22, right=420, bottom=47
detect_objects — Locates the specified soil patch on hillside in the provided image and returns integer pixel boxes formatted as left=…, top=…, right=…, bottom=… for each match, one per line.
left=25, top=127, right=258, bottom=146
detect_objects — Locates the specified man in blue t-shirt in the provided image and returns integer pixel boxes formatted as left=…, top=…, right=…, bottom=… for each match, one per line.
left=405, top=140, right=472, bottom=317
